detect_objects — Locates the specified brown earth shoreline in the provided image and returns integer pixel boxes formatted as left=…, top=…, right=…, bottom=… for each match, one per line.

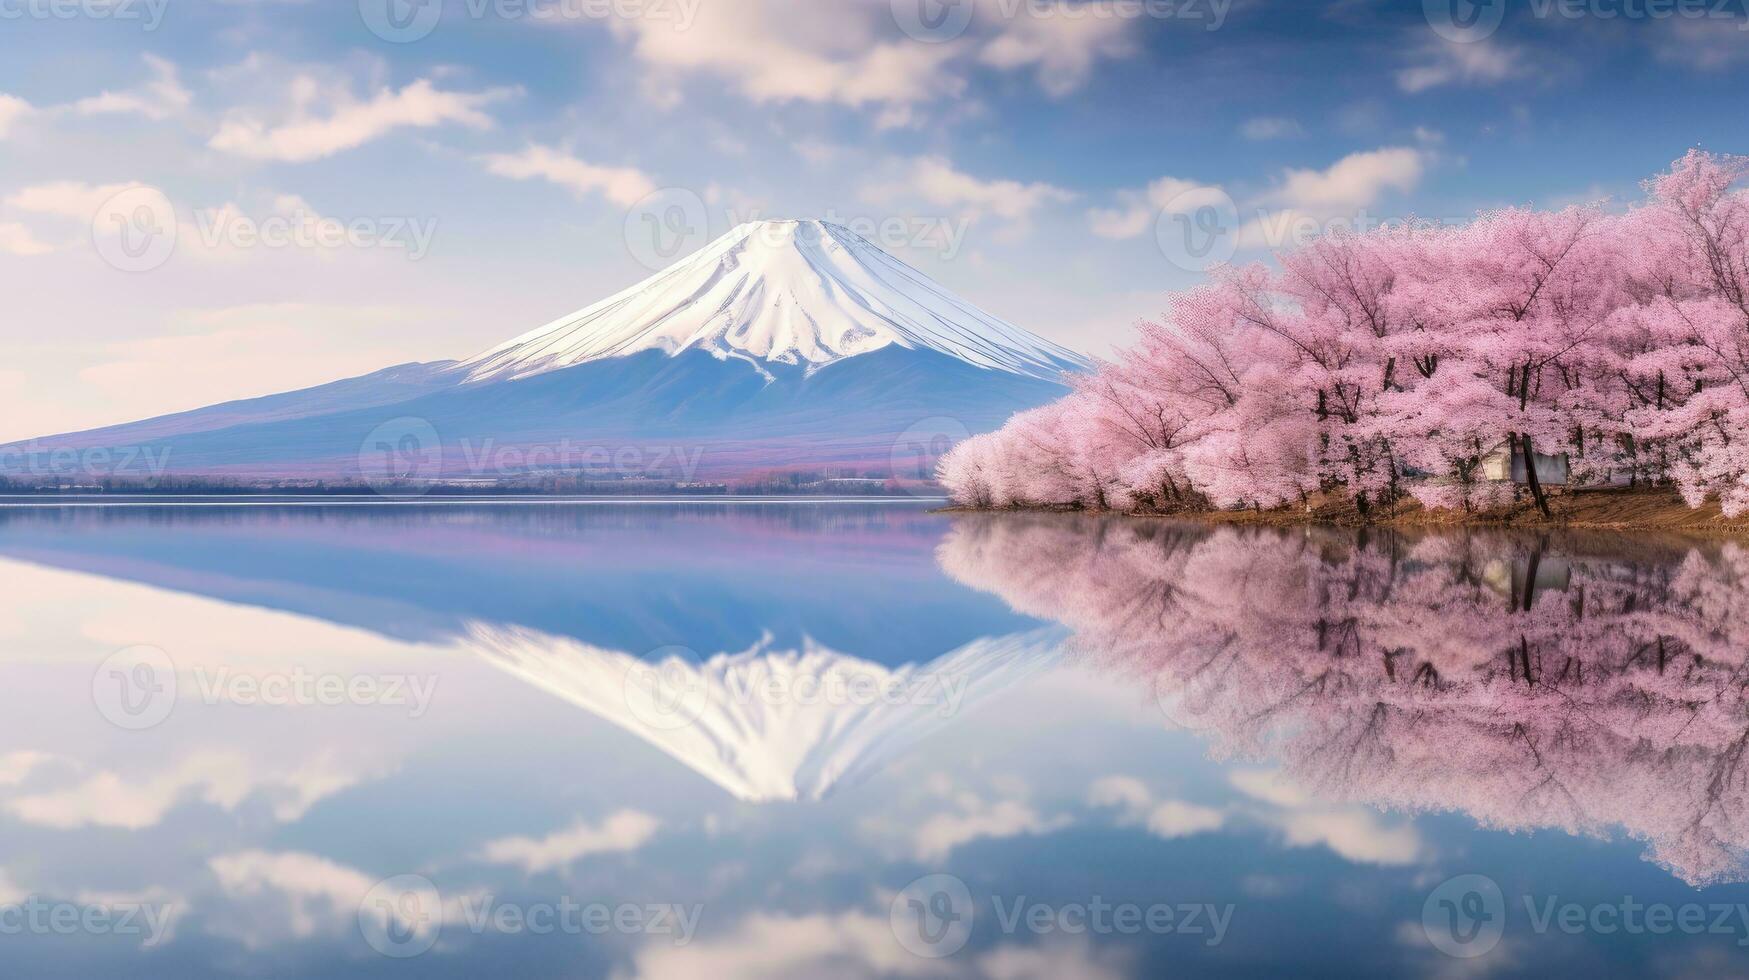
left=938, top=486, right=1749, bottom=536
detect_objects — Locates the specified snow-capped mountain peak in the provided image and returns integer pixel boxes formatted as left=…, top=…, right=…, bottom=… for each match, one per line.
left=457, top=219, right=1088, bottom=383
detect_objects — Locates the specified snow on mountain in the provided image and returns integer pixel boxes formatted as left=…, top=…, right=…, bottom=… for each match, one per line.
left=457, top=219, right=1089, bottom=384
left=466, top=623, right=1067, bottom=803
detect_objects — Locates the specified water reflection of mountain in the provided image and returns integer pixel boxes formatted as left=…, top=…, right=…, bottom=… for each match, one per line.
left=470, top=623, right=1065, bottom=802
left=0, top=503, right=1039, bottom=662
left=939, top=514, right=1749, bottom=886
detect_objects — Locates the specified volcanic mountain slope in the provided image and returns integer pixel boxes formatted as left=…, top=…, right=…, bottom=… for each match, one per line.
left=7, top=220, right=1088, bottom=482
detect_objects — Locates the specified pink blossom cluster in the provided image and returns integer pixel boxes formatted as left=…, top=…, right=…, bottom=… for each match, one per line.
left=939, top=515, right=1749, bottom=885
left=942, top=151, right=1749, bottom=516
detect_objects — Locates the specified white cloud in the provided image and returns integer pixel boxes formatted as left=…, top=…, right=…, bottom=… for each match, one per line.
left=1088, top=775, right=1226, bottom=840
left=1087, top=774, right=1152, bottom=814
left=0, top=751, right=52, bottom=786
left=629, top=908, right=1129, bottom=980
left=0, top=93, right=31, bottom=138
left=1240, top=116, right=1305, bottom=141
left=480, top=144, right=659, bottom=207
left=1088, top=175, right=1228, bottom=239
left=0, top=223, right=55, bottom=257
left=872, top=156, right=1074, bottom=227
left=1145, top=800, right=1227, bottom=839
left=477, top=809, right=660, bottom=873
left=1229, top=769, right=1425, bottom=866
left=5, top=180, right=142, bottom=221
left=210, top=77, right=513, bottom=162
left=625, top=910, right=942, bottom=980
left=1654, top=16, right=1749, bottom=70
left=978, top=2, right=1137, bottom=97
left=1397, top=39, right=1525, bottom=93
left=1262, top=146, right=1425, bottom=211
left=6, top=750, right=370, bottom=830
left=69, top=54, right=191, bottom=121
left=604, top=1, right=966, bottom=111
left=591, top=0, right=1138, bottom=117
left=914, top=794, right=1069, bottom=861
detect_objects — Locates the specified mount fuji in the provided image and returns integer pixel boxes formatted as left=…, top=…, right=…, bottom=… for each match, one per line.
left=9, top=220, right=1088, bottom=486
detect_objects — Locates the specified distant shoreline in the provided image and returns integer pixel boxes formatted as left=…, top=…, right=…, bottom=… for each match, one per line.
left=938, top=486, right=1749, bottom=536
left=0, top=494, right=948, bottom=507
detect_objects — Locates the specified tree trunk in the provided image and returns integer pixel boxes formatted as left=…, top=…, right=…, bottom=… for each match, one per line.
left=1518, top=432, right=1552, bottom=518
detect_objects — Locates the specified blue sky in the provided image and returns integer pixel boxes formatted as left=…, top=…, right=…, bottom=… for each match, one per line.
left=1, top=0, right=1745, bottom=441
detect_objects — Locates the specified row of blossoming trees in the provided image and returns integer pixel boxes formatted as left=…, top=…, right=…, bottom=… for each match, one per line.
left=940, top=151, right=1749, bottom=517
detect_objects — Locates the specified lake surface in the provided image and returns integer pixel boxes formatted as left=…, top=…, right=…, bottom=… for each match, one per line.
left=0, top=500, right=1745, bottom=978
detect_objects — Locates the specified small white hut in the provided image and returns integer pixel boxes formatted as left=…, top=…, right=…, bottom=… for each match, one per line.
left=1479, top=443, right=1570, bottom=485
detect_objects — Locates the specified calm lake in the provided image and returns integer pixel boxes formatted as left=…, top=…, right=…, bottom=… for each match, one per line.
left=0, top=500, right=1745, bottom=978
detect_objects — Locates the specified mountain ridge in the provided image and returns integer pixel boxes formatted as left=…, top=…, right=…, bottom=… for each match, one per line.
left=5, top=220, right=1087, bottom=483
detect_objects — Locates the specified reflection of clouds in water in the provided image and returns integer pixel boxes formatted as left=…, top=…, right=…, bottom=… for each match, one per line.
left=1087, top=775, right=1226, bottom=842
left=6, top=749, right=376, bottom=831
left=477, top=809, right=661, bottom=874
left=626, top=908, right=1132, bottom=980
left=941, top=514, right=1749, bottom=885
left=1229, top=770, right=1425, bottom=867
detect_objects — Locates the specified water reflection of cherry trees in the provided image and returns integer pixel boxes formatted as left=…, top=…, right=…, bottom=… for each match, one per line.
left=939, top=515, right=1749, bottom=886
